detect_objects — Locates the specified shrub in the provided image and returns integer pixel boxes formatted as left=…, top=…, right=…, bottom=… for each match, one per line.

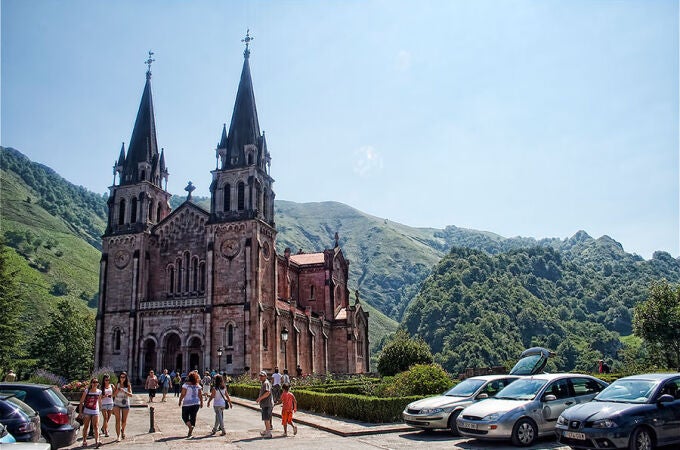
left=377, top=329, right=433, bottom=376
left=29, top=369, right=67, bottom=387
left=382, top=364, right=453, bottom=397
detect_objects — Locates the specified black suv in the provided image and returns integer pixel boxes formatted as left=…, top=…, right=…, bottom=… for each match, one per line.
left=0, top=383, right=79, bottom=449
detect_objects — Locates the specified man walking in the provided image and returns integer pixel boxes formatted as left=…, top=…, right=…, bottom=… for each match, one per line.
left=271, top=367, right=282, bottom=404
left=255, top=370, right=274, bottom=439
left=159, top=369, right=171, bottom=402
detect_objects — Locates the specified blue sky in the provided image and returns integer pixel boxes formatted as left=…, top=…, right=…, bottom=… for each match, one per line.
left=2, top=0, right=678, bottom=259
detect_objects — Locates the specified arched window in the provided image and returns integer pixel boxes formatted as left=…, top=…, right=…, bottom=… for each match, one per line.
left=237, top=182, right=245, bottom=211
left=255, top=184, right=262, bottom=212
left=199, top=262, right=206, bottom=292
left=113, top=328, right=122, bottom=352
left=263, top=188, right=268, bottom=219
left=148, top=202, right=153, bottom=222
left=118, top=199, right=126, bottom=225
left=192, top=257, right=198, bottom=292
left=262, top=325, right=268, bottom=350
left=247, top=153, right=253, bottom=165
left=169, top=267, right=175, bottom=294
left=227, top=324, right=234, bottom=347
left=130, top=197, right=138, bottom=223
left=141, top=170, right=146, bottom=181
left=184, top=252, right=190, bottom=293
left=223, top=183, right=231, bottom=211
left=177, top=259, right=182, bottom=293
left=156, top=202, right=162, bottom=222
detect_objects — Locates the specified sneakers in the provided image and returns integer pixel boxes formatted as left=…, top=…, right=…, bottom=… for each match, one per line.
left=293, top=425, right=298, bottom=435
left=263, top=432, right=272, bottom=439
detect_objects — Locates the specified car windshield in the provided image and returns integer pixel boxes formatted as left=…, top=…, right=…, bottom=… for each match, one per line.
left=495, top=378, right=548, bottom=400
left=595, top=379, right=658, bottom=403
left=444, top=379, right=486, bottom=397
left=46, top=387, right=69, bottom=406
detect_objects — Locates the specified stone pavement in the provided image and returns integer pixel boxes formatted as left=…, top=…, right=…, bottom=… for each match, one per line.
left=60, top=393, right=571, bottom=450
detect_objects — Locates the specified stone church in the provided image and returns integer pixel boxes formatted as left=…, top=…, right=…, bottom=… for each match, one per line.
left=94, top=41, right=369, bottom=382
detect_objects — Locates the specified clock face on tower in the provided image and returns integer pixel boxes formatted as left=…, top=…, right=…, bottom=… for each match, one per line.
left=220, top=238, right=241, bottom=258
left=114, top=250, right=131, bottom=269
left=262, top=241, right=271, bottom=260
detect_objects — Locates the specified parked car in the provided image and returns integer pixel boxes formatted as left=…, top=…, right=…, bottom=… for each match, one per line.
left=457, top=373, right=608, bottom=446
left=0, top=394, right=41, bottom=443
left=556, top=372, right=680, bottom=450
left=403, top=375, right=519, bottom=434
left=1, top=422, right=17, bottom=443
left=402, top=347, right=554, bottom=435
left=0, top=383, right=79, bottom=449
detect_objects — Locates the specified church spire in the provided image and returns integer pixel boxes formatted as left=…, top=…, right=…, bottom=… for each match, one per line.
left=122, top=51, right=160, bottom=185
left=224, top=31, right=261, bottom=167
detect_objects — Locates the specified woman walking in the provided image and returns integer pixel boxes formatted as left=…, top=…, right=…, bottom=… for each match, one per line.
left=112, top=371, right=133, bottom=441
left=207, top=374, right=232, bottom=435
left=78, top=378, right=102, bottom=448
left=172, top=372, right=182, bottom=397
left=99, top=375, right=114, bottom=438
left=178, top=371, right=203, bottom=438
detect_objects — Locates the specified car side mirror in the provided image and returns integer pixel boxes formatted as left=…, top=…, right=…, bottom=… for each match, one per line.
left=657, top=394, right=674, bottom=404
left=477, top=393, right=489, bottom=399
left=543, top=394, right=557, bottom=402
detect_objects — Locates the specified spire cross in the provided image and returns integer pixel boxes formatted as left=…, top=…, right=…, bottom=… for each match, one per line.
left=241, top=29, right=254, bottom=57
left=145, top=51, right=155, bottom=77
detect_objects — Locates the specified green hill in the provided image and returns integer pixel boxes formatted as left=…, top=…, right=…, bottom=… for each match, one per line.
left=3, top=146, right=679, bottom=373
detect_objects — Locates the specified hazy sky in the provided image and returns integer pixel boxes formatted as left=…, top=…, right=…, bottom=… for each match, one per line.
left=2, top=0, right=678, bottom=259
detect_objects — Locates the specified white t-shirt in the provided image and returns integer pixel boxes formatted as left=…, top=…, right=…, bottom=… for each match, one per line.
left=101, top=385, right=114, bottom=406
left=182, top=383, right=202, bottom=406
left=213, top=387, right=227, bottom=407
left=82, top=388, right=101, bottom=415
left=272, top=372, right=282, bottom=386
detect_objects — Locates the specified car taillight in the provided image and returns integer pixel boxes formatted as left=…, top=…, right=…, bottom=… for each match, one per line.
left=17, top=421, right=36, bottom=433
left=47, top=412, right=70, bottom=425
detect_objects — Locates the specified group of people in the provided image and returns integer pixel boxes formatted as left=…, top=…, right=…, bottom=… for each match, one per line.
left=77, top=372, right=133, bottom=448
left=77, top=366, right=299, bottom=444
left=172, top=366, right=299, bottom=440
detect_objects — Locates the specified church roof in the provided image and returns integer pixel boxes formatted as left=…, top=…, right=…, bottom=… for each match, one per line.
left=122, top=70, right=159, bottom=184
left=289, top=252, right=325, bottom=265
left=224, top=51, right=261, bottom=165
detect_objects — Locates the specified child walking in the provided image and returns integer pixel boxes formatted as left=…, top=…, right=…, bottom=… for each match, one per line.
left=279, top=383, right=298, bottom=436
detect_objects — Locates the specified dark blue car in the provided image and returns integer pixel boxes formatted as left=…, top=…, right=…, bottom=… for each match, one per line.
left=555, top=373, right=680, bottom=450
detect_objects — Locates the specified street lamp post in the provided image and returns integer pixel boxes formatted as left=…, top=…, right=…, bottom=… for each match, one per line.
left=280, top=327, right=289, bottom=371
left=217, top=346, right=224, bottom=374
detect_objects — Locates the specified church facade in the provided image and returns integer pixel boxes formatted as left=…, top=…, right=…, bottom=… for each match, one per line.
left=94, top=44, right=369, bottom=381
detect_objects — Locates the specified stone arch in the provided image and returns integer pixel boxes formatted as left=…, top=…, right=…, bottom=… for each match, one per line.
left=118, top=199, right=126, bottom=225
left=161, top=330, right=183, bottom=372
left=141, top=335, right=159, bottom=376
left=186, top=335, right=203, bottom=372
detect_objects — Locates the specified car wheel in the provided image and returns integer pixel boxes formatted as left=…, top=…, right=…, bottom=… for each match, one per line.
left=511, top=418, right=537, bottom=447
left=628, top=427, right=654, bottom=450
left=448, top=410, right=462, bottom=436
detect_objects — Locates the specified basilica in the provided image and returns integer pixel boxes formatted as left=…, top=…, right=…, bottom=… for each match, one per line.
left=93, top=39, right=369, bottom=382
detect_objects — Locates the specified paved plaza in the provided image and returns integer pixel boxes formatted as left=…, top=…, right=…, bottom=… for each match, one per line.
left=58, top=393, right=571, bottom=450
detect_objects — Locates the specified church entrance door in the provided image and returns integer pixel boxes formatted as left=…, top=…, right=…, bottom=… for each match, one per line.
left=143, top=339, right=157, bottom=373
left=164, top=333, right=181, bottom=372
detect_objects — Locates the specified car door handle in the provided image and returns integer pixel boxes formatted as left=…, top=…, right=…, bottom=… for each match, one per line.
left=565, top=402, right=574, bottom=405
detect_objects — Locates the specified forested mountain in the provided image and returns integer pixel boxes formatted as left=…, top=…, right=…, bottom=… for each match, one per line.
left=403, top=246, right=680, bottom=374
left=2, top=146, right=678, bottom=372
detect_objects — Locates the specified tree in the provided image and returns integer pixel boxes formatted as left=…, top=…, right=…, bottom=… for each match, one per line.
left=377, top=329, right=433, bottom=376
left=31, top=299, right=95, bottom=380
left=633, top=280, right=680, bottom=370
left=0, top=240, right=25, bottom=372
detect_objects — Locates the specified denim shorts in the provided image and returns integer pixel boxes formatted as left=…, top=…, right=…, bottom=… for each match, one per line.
left=101, top=403, right=114, bottom=411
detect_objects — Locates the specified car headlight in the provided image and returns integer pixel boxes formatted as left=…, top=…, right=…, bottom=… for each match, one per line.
left=482, top=412, right=501, bottom=422
left=557, top=415, right=568, bottom=426
left=420, top=407, right=444, bottom=414
left=592, top=418, right=618, bottom=429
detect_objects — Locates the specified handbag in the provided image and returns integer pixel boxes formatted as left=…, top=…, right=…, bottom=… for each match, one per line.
left=75, top=413, right=84, bottom=425
left=217, top=387, right=231, bottom=408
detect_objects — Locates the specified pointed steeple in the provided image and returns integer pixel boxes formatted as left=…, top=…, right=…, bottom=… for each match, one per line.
left=122, top=52, right=159, bottom=185
left=117, top=142, right=126, bottom=167
left=225, top=36, right=261, bottom=167
left=218, top=123, right=227, bottom=149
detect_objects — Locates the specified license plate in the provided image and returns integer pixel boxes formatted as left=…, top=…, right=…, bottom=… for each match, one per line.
left=460, top=422, right=478, bottom=430
left=563, top=431, right=586, bottom=440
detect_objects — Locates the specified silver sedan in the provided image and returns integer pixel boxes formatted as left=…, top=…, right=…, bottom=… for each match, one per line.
left=457, top=373, right=607, bottom=446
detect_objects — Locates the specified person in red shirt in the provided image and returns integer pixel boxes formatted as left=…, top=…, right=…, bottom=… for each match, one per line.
left=279, top=383, right=298, bottom=436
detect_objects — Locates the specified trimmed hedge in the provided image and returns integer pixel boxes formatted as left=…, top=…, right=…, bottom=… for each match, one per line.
left=229, top=383, right=421, bottom=423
